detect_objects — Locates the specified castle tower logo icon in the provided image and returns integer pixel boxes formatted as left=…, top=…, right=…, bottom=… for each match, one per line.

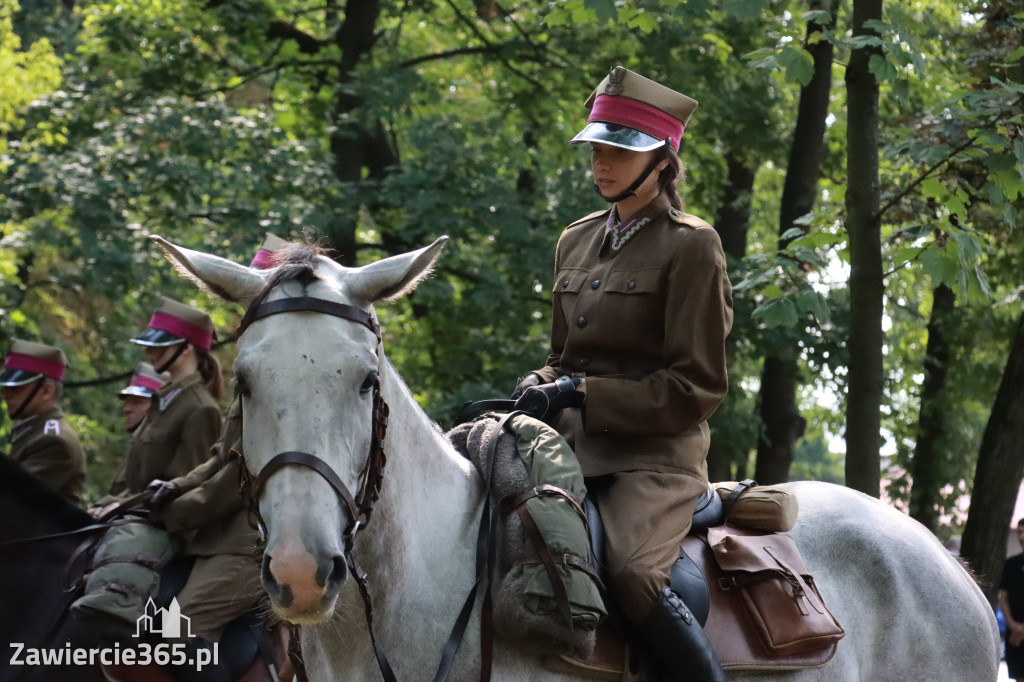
left=133, top=597, right=195, bottom=638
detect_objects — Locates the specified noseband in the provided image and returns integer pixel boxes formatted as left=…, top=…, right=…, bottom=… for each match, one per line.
left=233, top=292, right=477, bottom=682
left=235, top=296, right=389, bottom=549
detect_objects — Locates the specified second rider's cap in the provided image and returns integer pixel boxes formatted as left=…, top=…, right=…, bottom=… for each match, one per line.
left=118, top=362, right=170, bottom=398
left=130, top=297, right=214, bottom=350
left=249, top=233, right=288, bottom=270
left=570, top=66, right=698, bottom=152
left=0, top=339, right=68, bottom=386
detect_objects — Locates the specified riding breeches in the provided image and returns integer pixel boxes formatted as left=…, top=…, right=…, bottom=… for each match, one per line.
left=172, top=554, right=262, bottom=642
left=586, top=470, right=706, bottom=624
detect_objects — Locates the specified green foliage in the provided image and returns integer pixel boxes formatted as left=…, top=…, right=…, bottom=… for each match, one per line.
left=0, top=0, right=1021, bottom=543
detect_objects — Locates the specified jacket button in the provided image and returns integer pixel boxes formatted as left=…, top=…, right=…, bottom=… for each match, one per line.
left=562, top=279, right=570, bottom=288
left=590, top=279, right=601, bottom=289
left=579, top=357, right=590, bottom=368
left=577, top=316, right=587, bottom=328
left=627, top=280, right=637, bottom=290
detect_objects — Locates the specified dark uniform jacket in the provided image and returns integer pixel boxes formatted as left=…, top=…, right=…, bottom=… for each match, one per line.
left=158, top=398, right=257, bottom=556
left=7, top=406, right=86, bottom=502
left=104, top=372, right=222, bottom=501
left=531, top=192, right=733, bottom=477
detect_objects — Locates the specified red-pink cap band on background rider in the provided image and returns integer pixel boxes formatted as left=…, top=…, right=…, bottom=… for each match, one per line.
left=4, top=353, right=66, bottom=381
left=130, top=374, right=164, bottom=392
left=149, top=311, right=213, bottom=350
left=589, top=95, right=685, bottom=151
left=250, top=249, right=277, bottom=270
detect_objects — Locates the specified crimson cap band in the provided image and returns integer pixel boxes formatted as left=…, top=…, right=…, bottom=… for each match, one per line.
left=0, top=339, right=67, bottom=386
left=119, top=362, right=169, bottom=398
left=131, top=296, right=215, bottom=350
left=570, top=66, right=698, bottom=152
left=250, top=233, right=288, bottom=270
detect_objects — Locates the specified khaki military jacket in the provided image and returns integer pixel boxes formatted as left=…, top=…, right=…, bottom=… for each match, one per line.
left=105, top=372, right=222, bottom=501
left=7, top=406, right=86, bottom=503
left=531, top=193, right=733, bottom=477
left=158, top=398, right=258, bottom=556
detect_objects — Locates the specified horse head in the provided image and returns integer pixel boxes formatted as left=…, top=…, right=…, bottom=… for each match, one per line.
left=152, top=235, right=446, bottom=624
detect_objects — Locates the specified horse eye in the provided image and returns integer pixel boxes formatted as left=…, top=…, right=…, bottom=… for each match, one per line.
left=360, top=372, right=377, bottom=394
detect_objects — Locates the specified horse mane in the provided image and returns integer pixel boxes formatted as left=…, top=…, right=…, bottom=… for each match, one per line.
left=238, top=242, right=326, bottom=329
left=0, top=455, right=92, bottom=533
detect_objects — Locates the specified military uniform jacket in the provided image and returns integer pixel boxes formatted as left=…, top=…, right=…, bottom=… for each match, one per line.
left=159, top=398, right=257, bottom=556
left=105, top=372, right=222, bottom=501
left=7, top=406, right=86, bottom=502
left=532, top=192, right=733, bottom=477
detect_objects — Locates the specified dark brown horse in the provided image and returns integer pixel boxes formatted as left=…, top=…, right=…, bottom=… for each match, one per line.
left=0, top=455, right=284, bottom=682
left=0, top=454, right=108, bottom=682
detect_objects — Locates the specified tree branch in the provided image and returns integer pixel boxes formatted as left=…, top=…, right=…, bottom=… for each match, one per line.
left=267, top=20, right=326, bottom=54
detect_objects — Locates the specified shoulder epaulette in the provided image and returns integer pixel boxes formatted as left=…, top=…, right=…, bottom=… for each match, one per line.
left=565, top=209, right=610, bottom=230
left=668, top=208, right=713, bottom=230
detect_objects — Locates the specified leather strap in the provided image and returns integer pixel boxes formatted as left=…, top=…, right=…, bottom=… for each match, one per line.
left=255, top=451, right=360, bottom=523
left=454, top=399, right=515, bottom=425
left=502, top=483, right=585, bottom=520
left=724, top=478, right=758, bottom=516
left=516, top=503, right=575, bottom=629
left=0, top=490, right=154, bottom=551
left=242, top=297, right=379, bottom=341
left=432, top=411, right=518, bottom=682
left=287, top=625, right=310, bottom=682
left=349, top=553, right=399, bottom=682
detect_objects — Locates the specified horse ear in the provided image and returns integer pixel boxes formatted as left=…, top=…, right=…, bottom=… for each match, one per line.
left=151, top=235, right=266, bottom=305
left=347, top=236, right=448, bottom=304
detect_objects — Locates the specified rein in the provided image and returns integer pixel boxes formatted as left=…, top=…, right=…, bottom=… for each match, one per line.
left=0, top=489, right=154, bottom=551
left=234, top=294, right=493, bottom=682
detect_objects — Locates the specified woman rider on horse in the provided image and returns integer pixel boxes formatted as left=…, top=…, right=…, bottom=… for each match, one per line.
left=513, top=66, right=733, bottom=682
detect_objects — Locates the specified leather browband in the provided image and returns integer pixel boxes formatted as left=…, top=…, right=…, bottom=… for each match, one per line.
left=243, top=297, right=380, bottom=340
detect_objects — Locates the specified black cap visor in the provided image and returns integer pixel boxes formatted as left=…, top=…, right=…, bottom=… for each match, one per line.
left=569, top=122, right=667, bottom=152
left=119, top=385, right=157, bottom=399
left=0, top=369, right=44, bottom=387
left=130, top=328, right=186, bottom=347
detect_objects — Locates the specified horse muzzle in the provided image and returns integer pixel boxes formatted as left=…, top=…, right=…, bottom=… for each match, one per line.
left=261, top=542, right=348, bottom=623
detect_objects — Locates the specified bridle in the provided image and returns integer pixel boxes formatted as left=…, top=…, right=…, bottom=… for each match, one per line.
left=234, top=295, right=389, bottom=552
left=231, top=291, right=502, bottom=682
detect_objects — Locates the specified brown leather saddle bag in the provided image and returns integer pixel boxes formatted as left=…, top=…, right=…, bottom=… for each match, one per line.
left=704, top=525, right=844, bottom=658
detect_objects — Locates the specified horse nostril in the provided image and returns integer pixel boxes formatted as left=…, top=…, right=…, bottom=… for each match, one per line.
left=327, top=555, right=348, bottom=587
left=261, top=553, right=278, bottom=590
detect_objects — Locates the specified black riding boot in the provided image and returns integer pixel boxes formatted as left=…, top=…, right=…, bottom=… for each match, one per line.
left=638, top=586, right=726, bottom=682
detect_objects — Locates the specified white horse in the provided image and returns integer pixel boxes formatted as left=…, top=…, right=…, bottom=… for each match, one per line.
left=153, top=235, right=1000, bottom=682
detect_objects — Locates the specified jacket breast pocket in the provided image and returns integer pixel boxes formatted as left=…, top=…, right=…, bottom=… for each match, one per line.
left=553, top=268, right=590, bottom=327
left=604, top=268, right=665, bottom=332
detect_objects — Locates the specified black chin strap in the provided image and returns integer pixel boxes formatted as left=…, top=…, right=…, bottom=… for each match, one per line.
left=593, top=146, right=667, bottom=204
left=155, top=342, right=188, bottom=374
left=9, top=377, right=45, bottom=420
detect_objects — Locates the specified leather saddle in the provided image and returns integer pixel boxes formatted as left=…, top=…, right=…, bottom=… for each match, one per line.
left=556, top=488, right=838, bottom=679
left=585, top=483, right=723, bottom=618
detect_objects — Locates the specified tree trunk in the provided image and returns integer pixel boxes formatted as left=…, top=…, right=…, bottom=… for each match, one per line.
left=844, top=0, right=884, bottom=497
left=323, top=0, right=400, bottom=264
left=707, top=154, right=756, bottom=482
left=960, top=310, right=1024, bottom=603
left=754, top=0, right=837, bottom=484
left=714, top=155, right=755, bottom=261
left=908, top=283, right=955, bottom=532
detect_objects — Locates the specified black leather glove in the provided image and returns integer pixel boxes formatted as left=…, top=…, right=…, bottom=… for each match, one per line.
left=510, top=372, right=542, bottom=400
left=512, top=375, right=584, bottom=420
left=145, top=479, right=181, bottom=509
